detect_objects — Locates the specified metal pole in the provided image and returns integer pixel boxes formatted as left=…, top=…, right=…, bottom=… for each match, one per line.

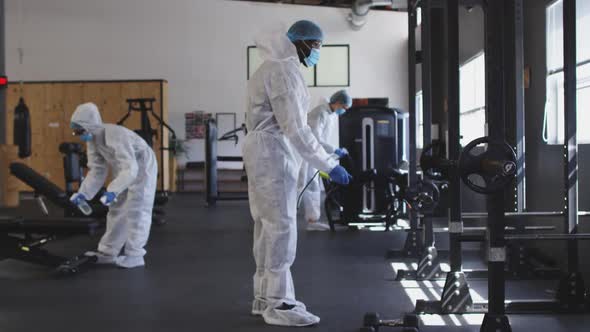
left=482, top=0, right=510, bottom=328
left=563, top=0, right=578, bottom=274
left=421, top=0, right=432, bottom=146
left=406, top=0, right=421, bottom=254
left=513, top=0, right=526, bottom=213
left=0, top=0, right=6, bottom=144
left=446, top=0, right=462, bottom=273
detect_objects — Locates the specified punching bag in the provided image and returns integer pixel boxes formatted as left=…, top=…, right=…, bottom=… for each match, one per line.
left=14, top=97, right=32, bottom=159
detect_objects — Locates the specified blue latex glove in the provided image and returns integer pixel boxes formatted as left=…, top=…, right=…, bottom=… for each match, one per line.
left=329, top=165, right=353, bottom=185
left=70, top=192, right=87, bottom=205
left=334, top=148, right=348, bottom=158
left=100, top=192, right=117, bottom=206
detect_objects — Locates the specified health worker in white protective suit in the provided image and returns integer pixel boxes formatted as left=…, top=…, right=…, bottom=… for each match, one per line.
left=69, top=102, right=158, bottom=269
left=299, top=90, right=352, bottom=231
left=243, top=20, right=353, bottom=327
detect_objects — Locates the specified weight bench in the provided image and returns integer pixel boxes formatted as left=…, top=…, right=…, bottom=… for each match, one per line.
left=9, top=162, right=108, bottom=218
left=10, top=161, right=167, bottom=223
left=0, top=216, right=101, bottom=274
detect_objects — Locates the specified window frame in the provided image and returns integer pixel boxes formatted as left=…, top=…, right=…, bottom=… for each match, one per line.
left=246, top=44, right=350, bottom=87
left=459, top=52, right=487, bottom=146
left=543, top=0, right=590, bottom=144
left=415, top=52, right=486, bottom=148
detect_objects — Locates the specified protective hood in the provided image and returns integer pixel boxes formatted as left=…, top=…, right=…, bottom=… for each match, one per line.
left=255, top=27, right=299, bottom=62
left=71, top=102, right=104, bottom=133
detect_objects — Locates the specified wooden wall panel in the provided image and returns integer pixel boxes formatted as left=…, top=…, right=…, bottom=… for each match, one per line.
left=5, top=80, right=170, bottom=194
left=161, top=81, right=170, bottom=191
left=0, top=145, right=20, bottom=207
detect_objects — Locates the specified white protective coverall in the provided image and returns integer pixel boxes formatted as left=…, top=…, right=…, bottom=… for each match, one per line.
left=243, top=28, right=338, bottom=325
left=299, top=101, right=337, bottom=222
left=72, top=103, right=158, bottom=262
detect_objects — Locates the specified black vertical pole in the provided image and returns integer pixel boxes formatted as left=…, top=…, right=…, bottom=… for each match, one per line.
left=408, top=0, right=417, bottom=195
left=433, top=0, right=473, bottom=315
left=0, top=0, right=5, bottom=144
left=513, top=0, right=526, bottom=213
left=388, top=0, right=424, bottom=261
left=503, top=0, right=525, bottom=214
left=481, top=0, right=511, bottom=331
left=555, top=0, right=585, bottom=311
left=447, top=0, right=462, bottom=273
left=405, top=0, right=422, bottom=257
left=421, top=0, right=432, bottom=147
left=563, top=0, right=578, bottom=273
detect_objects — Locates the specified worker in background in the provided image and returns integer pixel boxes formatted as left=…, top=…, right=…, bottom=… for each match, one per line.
left=69, top=102, right=158, bottom=269
left=243, top=20, right=352, bottom=327
left=300, top=90, right=352, bottom=231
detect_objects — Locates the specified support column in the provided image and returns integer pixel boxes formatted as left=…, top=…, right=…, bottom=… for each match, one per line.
left=389, top=0, right=424, bottom=259
left=556, top=0, right=586, bottom=312
left=481, top=0, right=511, bottom=330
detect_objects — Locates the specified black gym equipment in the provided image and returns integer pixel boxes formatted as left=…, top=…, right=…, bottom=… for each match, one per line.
left=204, top=118, right=248, bottom=206
left=9, top=162, right=106, bottom=218
left=117, top=98, right=176, bottom=195
left=420, top=137, right=518, bottom=195
left=4, top=145, right=106, bottom=275
left=3, top=141, right=168, bottom=274
left=328, top=106, right=409, bottom=227
left=394, top=213, right=562, bottom=282
left=0, top=216, right=100, bottom=275
left=324, top=163, right=442, bottom=232
left=13, top=97, right=31, bottom=159
left=377, top=2, right=590, bottom=332
left=10, top=143, right=167, bottom=224
left=394, top=139, right=535, bottom=282
left=361, top=312, right=419, bottom=332
left=116, top=98, right=172, bottom=224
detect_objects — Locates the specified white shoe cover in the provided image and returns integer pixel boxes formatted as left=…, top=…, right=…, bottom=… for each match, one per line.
left=115, top=255, right=145, bottom=269
left=252, top=299, right=307, bottom=316
left=252, top=299, right=267, bottom=316
left=262, top=303, right=320, bottom=327
left=84, top=251, right=116, bottom=264
left=306, top=222, right=330, bottom=231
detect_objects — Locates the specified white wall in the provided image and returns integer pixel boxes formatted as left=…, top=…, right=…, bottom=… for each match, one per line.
left=5, top=0, right=408, bottom=166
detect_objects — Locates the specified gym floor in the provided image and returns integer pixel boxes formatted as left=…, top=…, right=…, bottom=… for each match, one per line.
left=1, top=194, right=589, bottom=332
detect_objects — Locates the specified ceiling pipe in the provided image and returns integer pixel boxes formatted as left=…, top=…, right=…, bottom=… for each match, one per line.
left=348, top=0, right=407, bottom=30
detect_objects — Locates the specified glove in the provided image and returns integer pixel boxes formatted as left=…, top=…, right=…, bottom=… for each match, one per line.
left=70, top=192, right=87, bottom=205
left=328, top=165, right=353, bottom=185
left=334, top=148, right=349, bottom=158
left=100, top=192, right=117, bottom=206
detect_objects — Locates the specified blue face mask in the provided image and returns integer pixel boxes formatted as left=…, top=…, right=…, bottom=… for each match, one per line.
left=304, top=48, right=320, bottom=67
left=335, top=108, right=346, bottom=116
left=80, top=132, right=93, bottom=142
left=302, top=41, right=320, bottom=67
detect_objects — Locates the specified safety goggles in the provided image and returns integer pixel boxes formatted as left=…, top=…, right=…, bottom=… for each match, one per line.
left=71, top=123, right=87, bottom=136
left=304, top=40, right=322, bottom=50
left=72, top=128, right=87, bottom=136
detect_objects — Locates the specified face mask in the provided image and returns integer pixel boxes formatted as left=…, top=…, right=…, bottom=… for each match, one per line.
left=304, top=48, right=320, bottom=67
left=80, top=132, right=93, bottom=142
left=335, top=108, right=346, bottom=116
left=302, top=41, right=320, bottom=67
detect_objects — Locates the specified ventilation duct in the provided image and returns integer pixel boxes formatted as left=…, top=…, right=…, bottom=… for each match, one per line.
left=348, top=0, right=407, bottom=30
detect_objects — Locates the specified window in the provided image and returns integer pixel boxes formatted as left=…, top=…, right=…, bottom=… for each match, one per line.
left=416, top=91, right=424, bottom=148
left=247, top=45, right=350, bottom=87
left=416, top=7, right=422, bottom=26
left=415, top=53, right=486, bottom=149
left=544, top=0, right=590, bottom=144
left=459, top=52, right=486, bottom=146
